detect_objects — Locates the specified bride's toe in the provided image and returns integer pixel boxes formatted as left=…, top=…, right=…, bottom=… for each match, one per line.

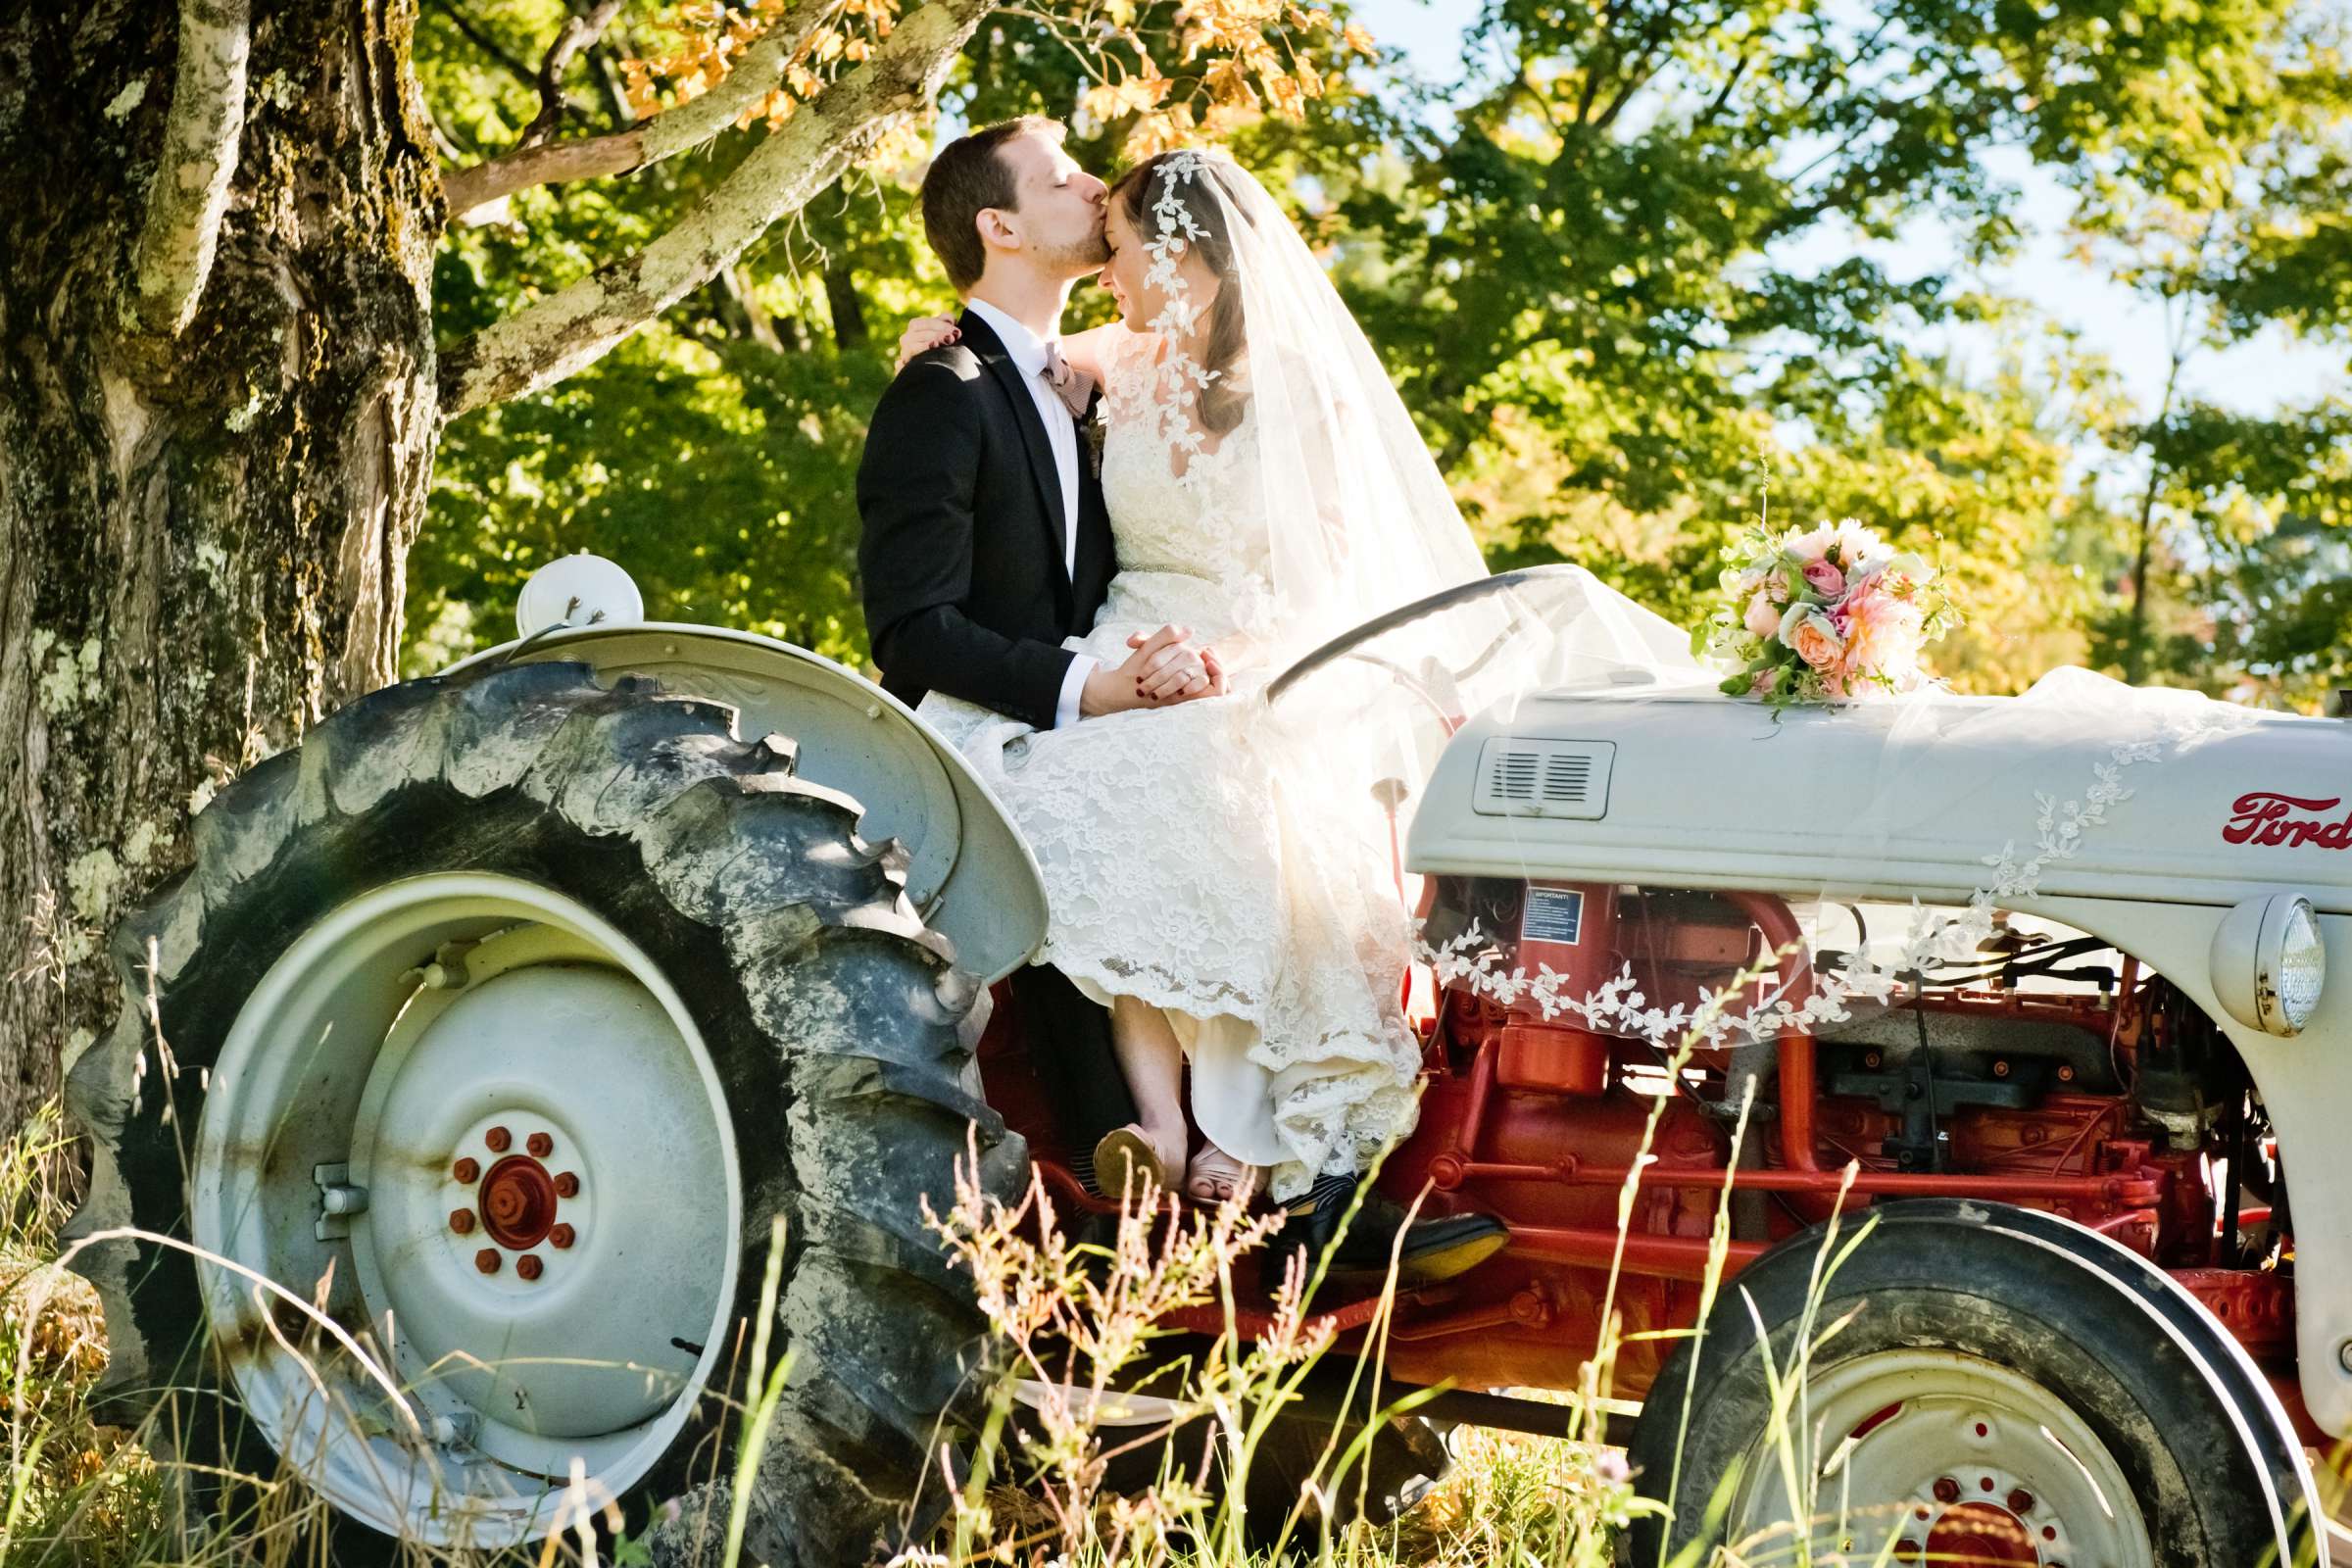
left=1184, top=1149, right=1260, bottom=1206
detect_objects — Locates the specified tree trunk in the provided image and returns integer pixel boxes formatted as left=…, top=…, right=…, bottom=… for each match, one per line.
left=0, top=2, right=440, bottom=1137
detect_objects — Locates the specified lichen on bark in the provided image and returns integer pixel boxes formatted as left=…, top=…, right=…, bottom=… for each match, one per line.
left=0, top=1, right=440, bottom=1135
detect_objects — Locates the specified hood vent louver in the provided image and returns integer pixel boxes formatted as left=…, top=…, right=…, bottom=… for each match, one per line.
left=1473, top=737, right=1615, bottom=819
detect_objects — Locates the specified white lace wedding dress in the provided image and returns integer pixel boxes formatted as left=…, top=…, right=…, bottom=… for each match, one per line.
left=916, top=334, right=1422, bottom=1202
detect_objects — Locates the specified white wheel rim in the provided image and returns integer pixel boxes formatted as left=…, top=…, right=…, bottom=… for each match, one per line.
left=190, top=872, right=743, bottom=1548
left=1728, top=1348, right=2153, bottom=1567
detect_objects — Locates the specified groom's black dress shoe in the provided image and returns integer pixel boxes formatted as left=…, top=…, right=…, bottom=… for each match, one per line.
left=1261, top=1179, right=1508, bottom=1296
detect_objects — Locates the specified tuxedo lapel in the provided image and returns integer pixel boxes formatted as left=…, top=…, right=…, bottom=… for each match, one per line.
left=957, top=311, right=1072, bottom=580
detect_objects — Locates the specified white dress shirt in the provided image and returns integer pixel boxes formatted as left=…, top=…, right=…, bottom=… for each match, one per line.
left=964, top=296, right=1096, bottom=728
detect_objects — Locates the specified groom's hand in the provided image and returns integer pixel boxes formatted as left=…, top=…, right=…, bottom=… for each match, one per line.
left=1080, top=625, right=1222, bottom=715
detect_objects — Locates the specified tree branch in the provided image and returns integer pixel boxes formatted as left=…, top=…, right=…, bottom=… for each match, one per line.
left=424, top=0, right=543, bottom=94
left=519, top=0, right=627, bottom=148
left=132, top=0, right=251, bottom=337
left=439, top=0, right=836, bottom=220
left=439, top=0, right=988, bottom=417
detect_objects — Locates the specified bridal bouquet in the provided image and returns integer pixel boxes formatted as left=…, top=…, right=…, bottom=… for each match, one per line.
left=1697, top=519, right=1951, bottom=707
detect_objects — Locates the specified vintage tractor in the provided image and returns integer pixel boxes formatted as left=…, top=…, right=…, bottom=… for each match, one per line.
left=64, top=559, right=2346, bottom=1565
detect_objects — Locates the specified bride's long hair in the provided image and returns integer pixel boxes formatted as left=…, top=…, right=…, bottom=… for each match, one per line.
left=1110, top=153, right=1250, bottom=437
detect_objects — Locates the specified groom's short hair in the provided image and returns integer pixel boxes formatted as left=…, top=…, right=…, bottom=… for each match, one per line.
left=921, top=116, right=1066, bottom=294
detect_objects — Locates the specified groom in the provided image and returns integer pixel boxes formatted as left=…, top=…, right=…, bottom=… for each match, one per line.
left=858, top=118, right=1506, bottom=1290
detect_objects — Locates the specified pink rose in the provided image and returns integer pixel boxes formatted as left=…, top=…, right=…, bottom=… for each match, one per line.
left=1780, top=606, right=1845, bottom=672
left=1744, top=591, right=1782, bottom=638
left=1800, top=558, right=1845, bottom=598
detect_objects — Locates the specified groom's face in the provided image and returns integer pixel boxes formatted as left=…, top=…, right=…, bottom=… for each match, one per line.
left=994, top=132, right=1109, bottom=278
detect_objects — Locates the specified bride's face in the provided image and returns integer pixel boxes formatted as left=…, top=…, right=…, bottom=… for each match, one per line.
left=1100, top=197, right=1215, bottom=333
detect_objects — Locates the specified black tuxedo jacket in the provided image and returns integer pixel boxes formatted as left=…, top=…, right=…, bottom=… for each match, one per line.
left=858, top=310, right=1116, bottom=731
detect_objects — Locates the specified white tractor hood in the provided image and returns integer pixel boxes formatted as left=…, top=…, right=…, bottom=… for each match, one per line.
left=1408, top=680, right=2352, bottom=914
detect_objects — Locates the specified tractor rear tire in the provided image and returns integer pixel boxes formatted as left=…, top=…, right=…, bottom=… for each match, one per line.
left=1623, top=1198, right=2328, bottom=1568
left=63, top=660, right=1023, bottom=1564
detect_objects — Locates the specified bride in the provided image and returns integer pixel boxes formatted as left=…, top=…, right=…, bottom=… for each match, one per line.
left=905, top=149, right=1494, bottom=1208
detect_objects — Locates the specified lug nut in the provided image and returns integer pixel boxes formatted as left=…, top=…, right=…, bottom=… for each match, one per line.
left=516, top=1254, right=544, bottom=1281
left=527, top=1131, right=554, bottom=1157
left=485, top=1126, right=512, bottom=1152
left=550, top=1223, right=576, bottom=1250
left=1933, top=1476, right=1961, bottom=1503
left=474, top=1249, right=502, bottom=1274
left=453, top=1156, right=480, bottom=1183
left=450, top=1208, right=477, bottom=1235
left=554, top=1171, right=580, bottom=1198
left=2007, top=1488, right=2034, bottom=1514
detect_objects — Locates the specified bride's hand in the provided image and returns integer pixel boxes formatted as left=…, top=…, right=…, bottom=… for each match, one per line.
left=1132, top=629, right=1225, bottom=703
left=894, top=315, right=960, bottom=370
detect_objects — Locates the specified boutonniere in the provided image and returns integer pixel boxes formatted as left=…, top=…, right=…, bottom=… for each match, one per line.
left=1083, top=410, right=1107, bottom=476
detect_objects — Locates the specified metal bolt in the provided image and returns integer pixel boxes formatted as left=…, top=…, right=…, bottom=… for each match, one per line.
left=2337, top=1338, right=2352, bottom=1375
left=453, top=1156, right=480, bottom=1184
left=550, top=1223, right=576, bottom=1250
left=2057, top=1063, right=2076, bottom=1082
left=429, top=1411, right=479, bottom=1448
left=1863, top=1050, right=1882, bottom=1068
left=516, top=1254, right=544, bottom=1281
left=474, top=1249, right=502, bottom=1274
left=2007, top=1488, right=2034, bottom=1514
left=1992, top=1059, right=2011, bottom=1078
left=526, top=1131, right=554, bottom=1157
left=485, top=1126, right=512, bottom=1152
left=554, top=1171, right=580, bottom=1198
left=450, top=1208, right=477, bottom=1235
left=1933, top=1477, right=1961, bottom=1503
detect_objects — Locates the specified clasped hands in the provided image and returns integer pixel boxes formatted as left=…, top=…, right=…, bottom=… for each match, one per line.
left=1081, top=624, right=1227, bottom=717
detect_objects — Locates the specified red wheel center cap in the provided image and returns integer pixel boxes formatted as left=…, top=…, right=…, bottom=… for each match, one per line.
left=1924, top=1501, right=2037, bottom=1566
left=478, top=1154, right=560, bottom=1250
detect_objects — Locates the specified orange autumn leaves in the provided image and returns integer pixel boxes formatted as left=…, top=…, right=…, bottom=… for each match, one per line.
left=619, top=0, right=901, bottom=132
left=622, top=0, right=1373, bottom=157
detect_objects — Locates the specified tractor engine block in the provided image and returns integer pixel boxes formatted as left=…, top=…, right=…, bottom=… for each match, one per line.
left=1384, top=877, right=2282, bottom=1395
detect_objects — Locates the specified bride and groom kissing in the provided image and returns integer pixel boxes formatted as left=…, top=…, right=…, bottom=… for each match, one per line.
left=856, top=117, right=1507, bottom=1287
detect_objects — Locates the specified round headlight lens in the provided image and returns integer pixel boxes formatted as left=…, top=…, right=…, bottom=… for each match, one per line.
left=2276, top=898, right=2326, bottom=1033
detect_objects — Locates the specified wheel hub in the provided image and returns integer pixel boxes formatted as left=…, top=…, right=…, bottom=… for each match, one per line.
left=475, top=1152, right=561, bottom=1250
left=1733, top=1348, right=2149, bottom=1567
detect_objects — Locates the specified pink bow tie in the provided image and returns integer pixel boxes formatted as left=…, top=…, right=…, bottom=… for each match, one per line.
left=1040, top=343, right=1097, bottom=418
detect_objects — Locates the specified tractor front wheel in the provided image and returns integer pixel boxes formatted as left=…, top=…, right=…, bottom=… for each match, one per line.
left=1624, top=1199, right=2328, bottom=1568
left=64, top=661, right=1020, bottom=1562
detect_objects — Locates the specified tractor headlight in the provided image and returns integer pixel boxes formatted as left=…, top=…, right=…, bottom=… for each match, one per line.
left=516, top=553, right=644, bottom=637
left=2211, top=893, right=2327, bottom=1037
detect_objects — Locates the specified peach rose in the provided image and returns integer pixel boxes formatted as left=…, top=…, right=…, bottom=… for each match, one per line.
left=1780, top=605, right=1845, bottom=671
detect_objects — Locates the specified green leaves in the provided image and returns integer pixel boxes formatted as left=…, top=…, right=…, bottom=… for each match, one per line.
left=404, top=0, right=2352, bottom=710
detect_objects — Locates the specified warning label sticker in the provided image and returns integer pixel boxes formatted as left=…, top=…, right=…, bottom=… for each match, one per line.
left=1520, top=887, right=1585, bottom=945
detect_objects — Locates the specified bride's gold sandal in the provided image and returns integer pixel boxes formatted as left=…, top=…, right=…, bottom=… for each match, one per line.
left=1093, top=1126, right=1174, bottom=1203
left=1184, top=1147, right=1262, bottom=1207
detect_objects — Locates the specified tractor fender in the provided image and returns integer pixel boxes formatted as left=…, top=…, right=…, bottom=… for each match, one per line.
left=441, top=624, right=1047, bottom=983
left=2025, top=893, right=2352, bottom=1443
